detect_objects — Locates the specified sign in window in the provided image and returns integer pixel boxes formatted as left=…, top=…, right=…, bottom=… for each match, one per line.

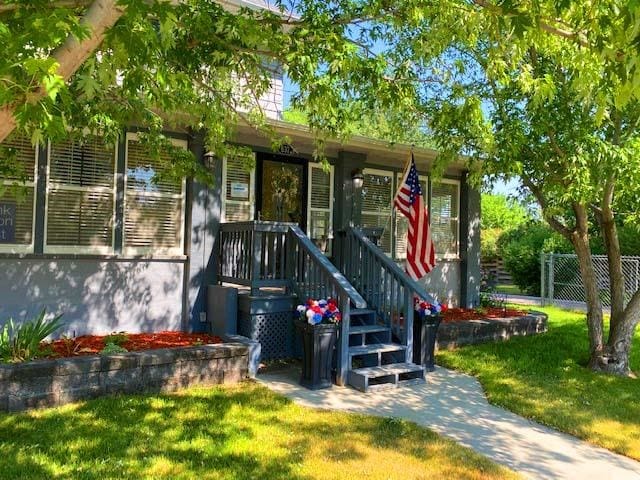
left=0, top=202, right=16, bottom=243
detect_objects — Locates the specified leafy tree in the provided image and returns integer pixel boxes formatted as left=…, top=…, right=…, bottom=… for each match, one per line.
left=481, top=193, right=528, bottom=230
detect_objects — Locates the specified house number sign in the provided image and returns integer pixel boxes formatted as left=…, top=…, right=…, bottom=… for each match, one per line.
left=0, top=202, right=16, bottom=243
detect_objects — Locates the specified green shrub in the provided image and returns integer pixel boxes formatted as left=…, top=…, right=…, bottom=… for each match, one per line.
left=0, top=310, right=64, bottom=363
left=104, top=332, right=129, bottom=346
left=100, top=343, right=129, bottom=355
left=481, top=227, right=503, bottom=261
left=498, top=223, right=572, bottom=295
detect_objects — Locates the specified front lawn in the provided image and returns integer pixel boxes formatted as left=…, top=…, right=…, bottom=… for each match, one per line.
left=437, top=305, right=640, bottom=460
left=0, top=382, right=518, bottom=480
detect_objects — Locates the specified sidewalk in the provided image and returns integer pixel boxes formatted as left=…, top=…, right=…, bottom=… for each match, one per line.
left=259, top=366, right=640, bottom=480
left=506, top=294, right=611, bottom=314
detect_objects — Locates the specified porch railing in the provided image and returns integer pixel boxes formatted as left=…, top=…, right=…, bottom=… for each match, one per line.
left=219, top=221, right=294, bottom=293
left=338, top=226, right=438, bottom=363
left=287, top=225, right=366, bottom=386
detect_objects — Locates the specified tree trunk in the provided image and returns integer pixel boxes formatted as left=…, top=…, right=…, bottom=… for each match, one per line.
left=569, top=204, right=605, bottom=364
left=0, top=0, right=125, bottom=143
left=571, top=230, right=605, bottom=361
left=593, top=289, right=640, bottom=376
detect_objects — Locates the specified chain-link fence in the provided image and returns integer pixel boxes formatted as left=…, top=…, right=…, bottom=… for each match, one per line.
left=541, top=253, right=640, bottom=307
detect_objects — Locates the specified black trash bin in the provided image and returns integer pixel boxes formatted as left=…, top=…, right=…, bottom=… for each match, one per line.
left=294, top=319, right=337, bottom=390
left=412, top=313, right=441, bottom=372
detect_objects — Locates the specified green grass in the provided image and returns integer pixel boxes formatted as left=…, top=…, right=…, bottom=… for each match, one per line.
left=493, top=284, right=524, bottom=295
left=0, top=382, right=518, bottom=480
left=437, top=305, right=640, bottom=460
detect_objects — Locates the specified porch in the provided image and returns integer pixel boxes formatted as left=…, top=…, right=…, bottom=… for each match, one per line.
left=214, top=220, right=439, bottom=391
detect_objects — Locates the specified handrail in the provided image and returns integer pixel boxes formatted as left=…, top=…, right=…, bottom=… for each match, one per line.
left=219, top=220, right=293, bottom=293
left=288, top=225, right=366, bottom=309
left=347, top=226, right=436, bottom=304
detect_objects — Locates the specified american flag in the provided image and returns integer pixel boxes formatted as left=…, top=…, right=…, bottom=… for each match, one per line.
left=393, top=154, right=436, bottom=279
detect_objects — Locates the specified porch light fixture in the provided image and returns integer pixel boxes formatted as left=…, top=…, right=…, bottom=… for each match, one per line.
left=351, top=169, right=364, bottom=189
left=203, top=151, right=216, bottom=170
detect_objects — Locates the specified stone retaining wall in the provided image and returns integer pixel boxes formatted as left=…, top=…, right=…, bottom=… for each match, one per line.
left=0, top=343, right=249, bottom=412
left=437, top=311, right=548, bottom=350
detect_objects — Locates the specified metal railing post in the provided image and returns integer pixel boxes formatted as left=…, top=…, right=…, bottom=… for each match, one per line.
left=540, top=253, right=546, bottom=306
left=336, top=294, right=350, bottom=386
left=549, top=253, right=555, bottom=304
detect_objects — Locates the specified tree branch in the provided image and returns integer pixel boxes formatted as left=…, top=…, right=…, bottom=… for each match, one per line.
left=0, top=0, right=126, bottom=143
left=472, top=0, right=589, bottom=47
left=522, top=174, right=573, bottom=238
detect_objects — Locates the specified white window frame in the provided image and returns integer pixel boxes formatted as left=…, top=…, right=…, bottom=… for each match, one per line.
left=431, top=177, right=461, bottom=260
left=394, top=170, right=429, bottom=261
left=221, top=154, right=256, bottom=223
left=0, top=143, right=37, bottom=254
left=44, top=139, right=118, bottom=255
left=306, top=162, right=335, bottom=253
left=361, top=167, right=394, bottom=255
left=123, top=132, right=187, bottom=257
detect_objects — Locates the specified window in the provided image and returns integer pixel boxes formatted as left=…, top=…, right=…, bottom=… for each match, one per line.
left=361, top=169, right=394, bottom=254
left=307, top=162, right=334, bottom=255
left=431, top=179, right=460, bottom=258
left=394, top=171, right=428, bottom=260
left=222, top=152, right=255, bottom=222
left=0, top=135, right=37, bottom=253
left=45, top=137, right=116, bottom=253
left=123, top=134, right=187, bottom=256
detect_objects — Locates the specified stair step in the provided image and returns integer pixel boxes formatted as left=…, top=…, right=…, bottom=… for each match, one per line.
left=349, top=343, right=406, bottom=355
left=349, top=325, right=389, bottom=335
left=347, top=362, right=425, bottom=393
left=350, top=362, right=423, bottom=378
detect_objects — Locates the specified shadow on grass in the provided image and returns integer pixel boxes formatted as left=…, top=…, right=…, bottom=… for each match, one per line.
left=437, top=306, right=640, bottom=460
left=0, top=382, right=515, bottom=480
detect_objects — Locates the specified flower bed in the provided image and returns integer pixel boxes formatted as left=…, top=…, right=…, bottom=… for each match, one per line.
left=42, top=331, right=223, bottom=359
left=441, top=307, right=528, bottom=323
left=436, top=309, right=548, bottom=350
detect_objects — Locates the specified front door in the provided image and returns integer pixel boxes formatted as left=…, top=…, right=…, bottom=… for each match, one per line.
left=257, top=154, right=307, bottom=227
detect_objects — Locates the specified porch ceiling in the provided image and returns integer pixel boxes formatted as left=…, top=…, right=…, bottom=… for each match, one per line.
left=233, top=119, right=469, bottom=176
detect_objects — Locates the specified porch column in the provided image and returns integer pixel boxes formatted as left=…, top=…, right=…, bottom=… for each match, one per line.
left=334, top=150, right=366, bottom=230
left=185, top=130, right=223, bottom=332
left=459, top=172, right=481, bottom=308
left=333, top=151, right=365, bottom=268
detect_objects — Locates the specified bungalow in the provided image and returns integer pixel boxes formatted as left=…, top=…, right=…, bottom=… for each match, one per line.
left=0, top=0, right=480, bottom=391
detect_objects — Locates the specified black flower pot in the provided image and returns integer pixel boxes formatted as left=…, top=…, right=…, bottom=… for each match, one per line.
left=412, top=313, right=442, bottom=372
left=295, top=318, right=337, bottom=390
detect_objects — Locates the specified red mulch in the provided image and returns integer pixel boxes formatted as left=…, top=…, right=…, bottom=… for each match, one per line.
left=441, top=307, right=528, bottom=323
left=42, top=331, right=223, bottom=359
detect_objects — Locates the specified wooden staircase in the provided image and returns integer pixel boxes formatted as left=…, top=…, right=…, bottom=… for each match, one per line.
left=219, top=221, right=436, bottom=394
left=346, top=308, right=424, bottom=392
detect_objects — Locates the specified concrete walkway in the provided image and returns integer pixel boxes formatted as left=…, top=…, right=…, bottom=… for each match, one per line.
left=506, top=294, right=612, bottom=314
left=259, top=366, right=640, bottom=480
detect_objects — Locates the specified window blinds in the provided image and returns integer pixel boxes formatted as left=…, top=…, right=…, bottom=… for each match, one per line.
left=223, top=153, right=254, bottom=222
left=431, top=180, right=460, bottom=257
left=0, top=135, right=36, bottom=249
left=307, top=163, right=334, bottom=254
left=124, top=137, right=186, bottom=255
left=361, top=169, right=393, bottom=253
left=46, top=138, right=116, bottom=252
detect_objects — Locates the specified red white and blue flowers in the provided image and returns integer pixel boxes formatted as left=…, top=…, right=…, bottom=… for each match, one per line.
left=414, top=297, right=447, bottom=317
left=297, top=298, right=342, bottom=325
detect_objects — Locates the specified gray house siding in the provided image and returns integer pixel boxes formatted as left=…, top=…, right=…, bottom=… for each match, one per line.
left=0, top=259, right=184, bottom=336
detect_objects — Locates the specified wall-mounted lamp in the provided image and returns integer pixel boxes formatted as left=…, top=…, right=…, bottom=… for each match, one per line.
left=203, top=151, right=216, bottom=170
left=351, top=168, right=364, bottom=189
